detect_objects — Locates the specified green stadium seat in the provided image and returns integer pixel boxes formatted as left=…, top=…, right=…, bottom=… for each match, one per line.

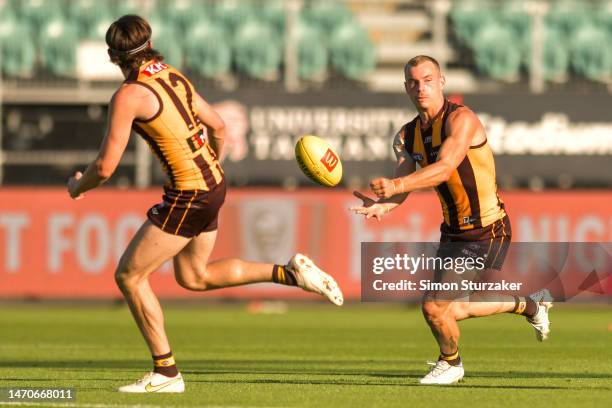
left=112, top=0, right=149, bottom=19
left=254, top=0, right=285, bottom=36
left=88, top=15, right=115, bottom=41
left=569, top=26, right=612, bottom=82
left=498, top=0, right=530, bottom=41
left=39, top=18, right=78, bottom=77
left=594, top=1, right=612, bottom=34
left=0, top=16, right=36, bottom=77
left=546, top=0, right=593, bottom=37
left=0, top=0, right=18, bottom=21
left=154, top=0, right=210, bottom=36
left=329, top=22, right=376, bottom=80
left=233, top=21, right=282, bottom=80
left=523, top=24, right=569, bottom=83
left=214, top=0, right=256, bottom=33
left=449, top=0, right=496, bottom=46
left=301, top=0, right=353, bottom=36
left=68, top=0, right=111, bottom=39
left=184, top=22, right=231, bottom=78
left=148, top=17, right=184, bottom=69
left=471, top=23, right=522, bottom=81
left=296, top=20, right=328, bottom=80
left=541, top=26, right=570, bottom=83
left=15, top=0, right=64, bottom=30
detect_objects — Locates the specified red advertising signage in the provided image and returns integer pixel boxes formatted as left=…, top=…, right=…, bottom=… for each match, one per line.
left=0, top=188, right=610, bottom=299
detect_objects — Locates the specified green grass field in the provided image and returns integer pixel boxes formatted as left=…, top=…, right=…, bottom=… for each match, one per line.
left=1, top=302, right=611, bottom=408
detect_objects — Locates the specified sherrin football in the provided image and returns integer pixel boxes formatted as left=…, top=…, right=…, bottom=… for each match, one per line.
left=295, top=135, right=343, bottom=187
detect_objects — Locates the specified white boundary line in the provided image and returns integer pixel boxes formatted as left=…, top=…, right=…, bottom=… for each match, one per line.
left=0, top=402, right=274, bottom=408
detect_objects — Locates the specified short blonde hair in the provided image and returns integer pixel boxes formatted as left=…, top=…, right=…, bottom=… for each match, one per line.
left=404, top=55, right=441, bottom=78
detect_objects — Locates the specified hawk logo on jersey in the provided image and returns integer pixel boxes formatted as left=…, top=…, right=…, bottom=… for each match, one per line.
left=320, top=148, right=339, bottom=172
left=186, top=130, right=206, bottom=153
left=142, top=62, right=168, bottom=77
left=463, top=215, right=477, bottom=225
left=411, top=153, right=423, bottom=161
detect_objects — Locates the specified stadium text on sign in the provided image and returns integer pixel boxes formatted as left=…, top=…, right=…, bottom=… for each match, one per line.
left=0, top=189, right=610, bottom=298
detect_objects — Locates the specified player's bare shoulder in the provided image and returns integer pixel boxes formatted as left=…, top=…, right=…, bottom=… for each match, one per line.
left=113, top=82, right=159, bottom=120
left=447, top=105, right=480, bottom=126
left=445, top=105, right=486, bottom=145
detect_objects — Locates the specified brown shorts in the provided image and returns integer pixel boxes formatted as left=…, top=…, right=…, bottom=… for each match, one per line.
left=428, top=215, right=512, bottom=300
left=438, top=214, right=512, bottom=271
left=147, top=180, right=227, bottom=238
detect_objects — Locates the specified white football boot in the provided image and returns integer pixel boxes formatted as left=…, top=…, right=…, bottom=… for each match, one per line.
left=118, top=372, right=185, bottom=393
left=527, top=289, right=554, bottom=341
left=419, top=360, right=464, bottom=385
left=288, top=253, right=344, bottom=306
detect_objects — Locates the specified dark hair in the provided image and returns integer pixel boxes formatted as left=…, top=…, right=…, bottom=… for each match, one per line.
left=105, top=15, right=164, bottom=71
left=404, top=55, right=441, bottom=77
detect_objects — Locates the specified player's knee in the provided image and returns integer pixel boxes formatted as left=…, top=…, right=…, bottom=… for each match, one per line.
left=114, top=257, right=141, bottom=292
left=175, top=266, right=211, bottom=291
left=421, top=301, right=445, bottom=324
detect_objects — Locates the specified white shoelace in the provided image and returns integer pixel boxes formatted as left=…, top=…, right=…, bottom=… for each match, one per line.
left=426, top=361, right=449, bottom=377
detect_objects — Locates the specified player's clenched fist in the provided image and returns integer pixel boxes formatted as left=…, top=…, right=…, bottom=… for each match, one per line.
left=67, top=171, right=84, bottom=200
left=370, top=177, right=404, bottom=199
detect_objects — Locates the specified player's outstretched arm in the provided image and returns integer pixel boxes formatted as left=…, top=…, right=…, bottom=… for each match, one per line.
left=194, top=92, right=226, bottom=158
left=351, top=155, right=415, bottom=220
left=67, top=86, right=137, bottom=199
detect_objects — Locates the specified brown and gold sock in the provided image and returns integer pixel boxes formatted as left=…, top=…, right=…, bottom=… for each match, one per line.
left=153, top=351, right=179, bottom=377
left=272, top=264, right=298, bottom=286
left=439, top=350, right=462, bottom=367
left=512, top=296, right=538, bottom=318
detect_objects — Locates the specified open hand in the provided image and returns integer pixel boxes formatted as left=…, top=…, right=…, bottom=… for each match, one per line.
left=349, top=191, right=388, bottom=221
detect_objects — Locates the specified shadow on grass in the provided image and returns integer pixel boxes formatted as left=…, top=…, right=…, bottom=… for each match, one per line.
left=2, top=359, right=611, bottom=391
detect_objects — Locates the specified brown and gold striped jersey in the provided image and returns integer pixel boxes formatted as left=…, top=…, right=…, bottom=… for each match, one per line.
left=395, top=100, right=506, bottom=232
left=126, top=60, right=223, bottom=191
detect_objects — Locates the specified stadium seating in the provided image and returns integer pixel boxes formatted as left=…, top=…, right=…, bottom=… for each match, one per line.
left=301, top=0, right=354, bottom=36
left=184, top=21, right=231, bottom=77
left=154, top=0, right=210, bottom=36
left=297, top=20, right=328, bottom=80
left=214, top=0, right=256, bottom=33
left=449, top=0, right=496, bottom=46
left=471, top=23, right=522, bottom=81
left=329, top=22, right=377, bottom=80
left=0, top=14, right=36, bottom=77
left=546, top=0, right=593, bottom=38
left=68, top=0, right=111, bottom=40
left=570, top=25, right=612, bottom=82
left=0, top=0, right=377, bottom=82
left=148, top=17, right=184, bottom=69
left=7, top=0, right=608, bottom=85
left=255, top=0, right=286, bottom=35
left=524, top=25, right=570, bottom=83
left=39, top=18, right=79, bottom=77
left=450, top=0, right=612, bottom=84
left=233, top=20, right=282, bottom=80
left=17, top=0, right=64, bottom=31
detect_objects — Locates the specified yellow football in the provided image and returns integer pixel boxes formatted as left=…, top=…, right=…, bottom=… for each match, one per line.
left=295, top=135, right=343, bottom=187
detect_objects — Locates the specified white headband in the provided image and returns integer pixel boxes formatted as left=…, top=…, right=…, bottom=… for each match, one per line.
left=110, top=38, right=150, bottom=56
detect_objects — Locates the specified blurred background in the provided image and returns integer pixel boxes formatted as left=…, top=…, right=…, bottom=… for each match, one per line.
left=0, top=0, right=610, bottom=300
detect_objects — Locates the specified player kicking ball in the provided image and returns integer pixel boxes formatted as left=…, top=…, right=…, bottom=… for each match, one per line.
left=67, top=15, right=343, bottom=393
left=350, top=55, right=552, bottom=385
